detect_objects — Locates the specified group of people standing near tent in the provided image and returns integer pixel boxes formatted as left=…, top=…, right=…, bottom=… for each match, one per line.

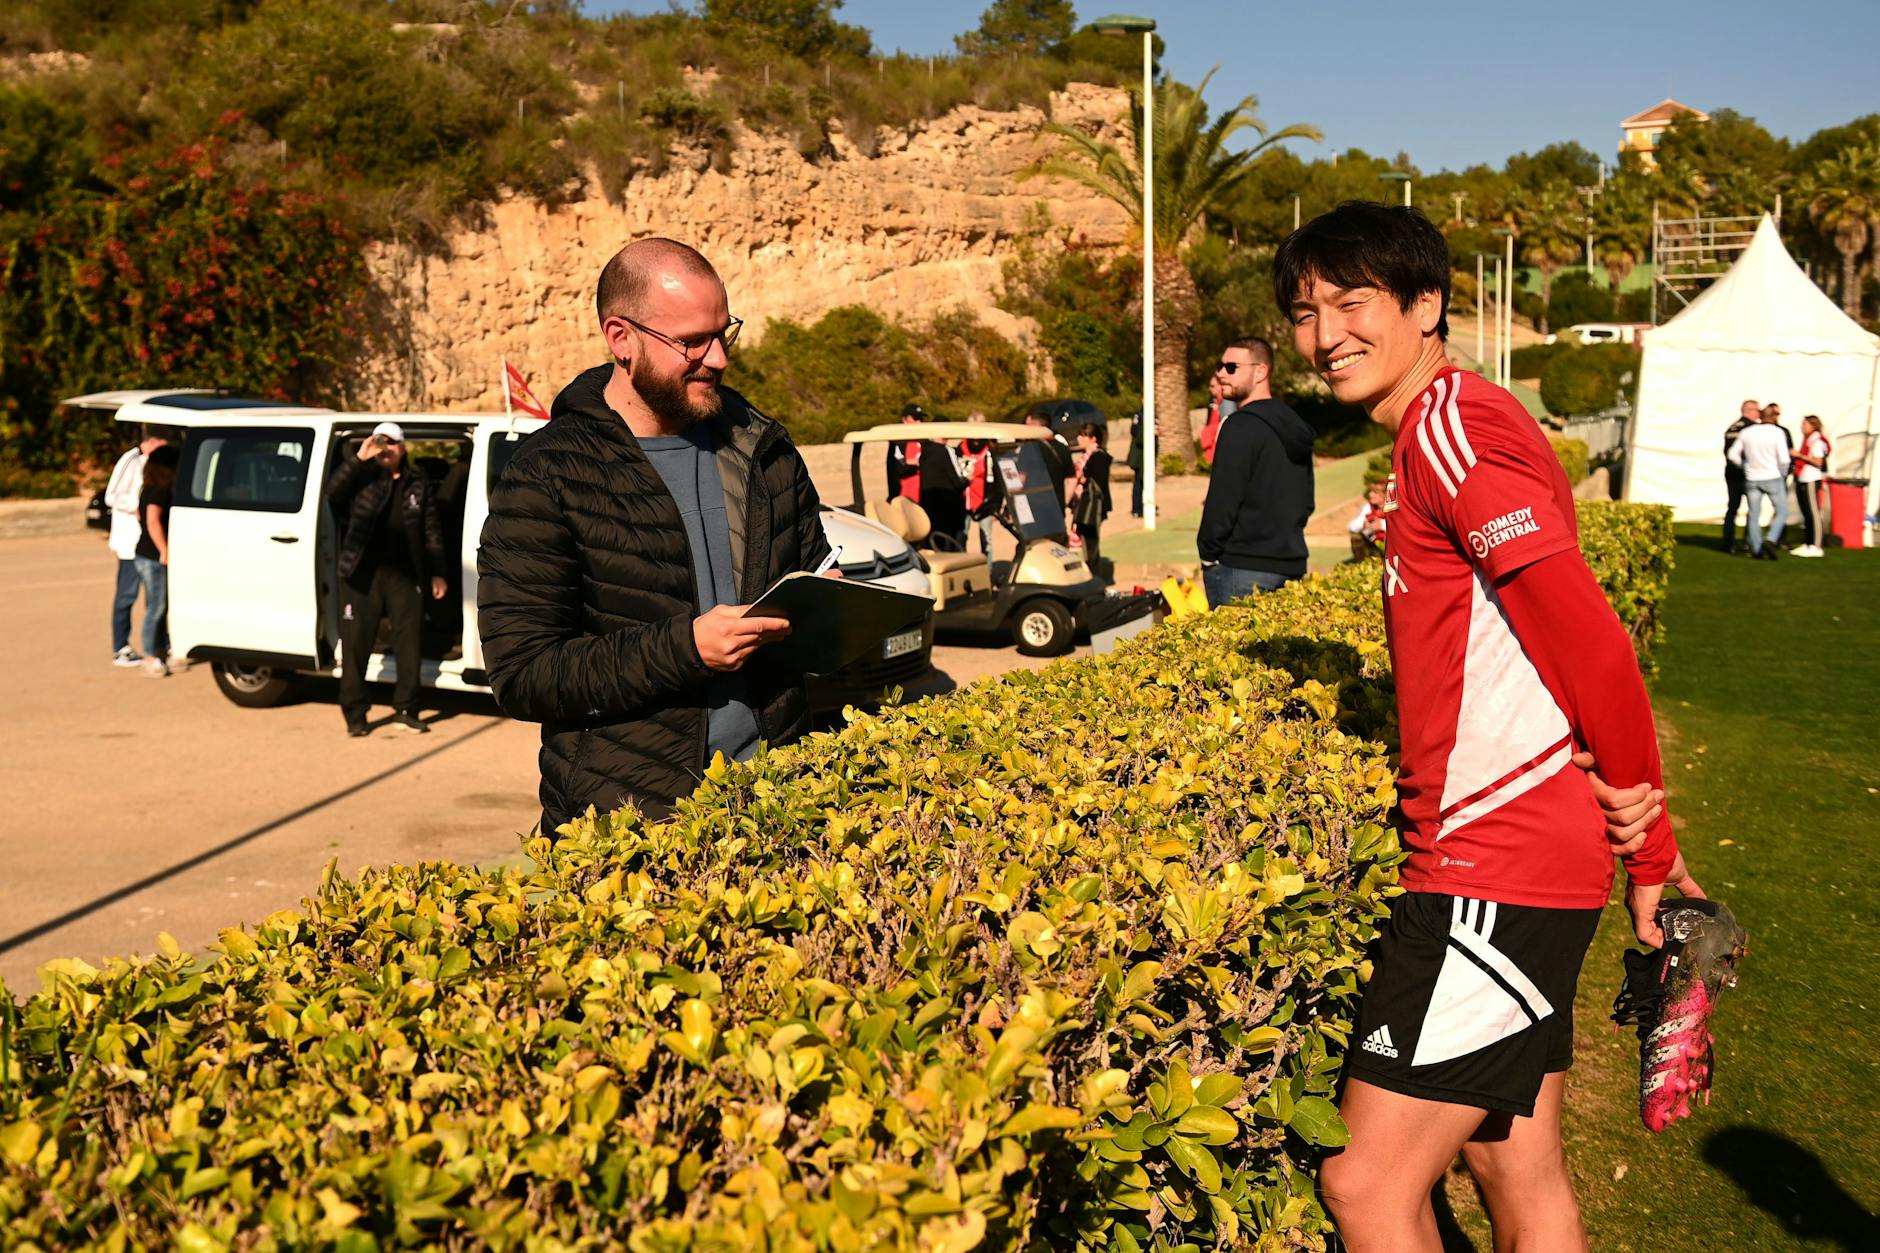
left=1722, top=398, right=1833, bottom=558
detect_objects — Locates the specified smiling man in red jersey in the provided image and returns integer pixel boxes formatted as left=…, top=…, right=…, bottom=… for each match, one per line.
left=1275, top=202, right=1704, bottom=1253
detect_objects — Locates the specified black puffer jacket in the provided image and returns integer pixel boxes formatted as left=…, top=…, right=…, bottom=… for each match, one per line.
left=326, top=456, right=445, bottom=584
left=476, top=366, right=832, bottom=830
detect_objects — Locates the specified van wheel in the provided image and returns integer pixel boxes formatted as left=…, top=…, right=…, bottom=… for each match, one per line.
left=211, top=662, right=297, bottom=708
left=1012, top=599, right=1074, bottom=657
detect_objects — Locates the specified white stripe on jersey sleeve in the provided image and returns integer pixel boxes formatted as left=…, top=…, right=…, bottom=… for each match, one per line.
left=1425, top=376, right=1473, bottom=488
left=1416, top=414, right=1459, bottom=498
left=1445, top=376, right=1479, bottom=469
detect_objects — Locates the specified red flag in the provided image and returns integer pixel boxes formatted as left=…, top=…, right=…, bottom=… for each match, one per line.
left=503, top=357, right=550, bottom=421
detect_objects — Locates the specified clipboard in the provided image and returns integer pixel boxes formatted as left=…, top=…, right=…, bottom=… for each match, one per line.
left=744, top=572, right=932, bottom=674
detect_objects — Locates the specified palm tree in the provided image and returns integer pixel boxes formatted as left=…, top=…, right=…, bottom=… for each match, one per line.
left=1512, top=182, right=1584, bottom=334
left=1804, top=145, right=1880, bottom=319
left=1592, top=174, right=1651, bottom=293
left=1035, top=69, right=1319, bottom=466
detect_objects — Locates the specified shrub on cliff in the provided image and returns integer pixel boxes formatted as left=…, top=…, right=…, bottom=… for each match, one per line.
left=735, top=304, right=1031, bottom=442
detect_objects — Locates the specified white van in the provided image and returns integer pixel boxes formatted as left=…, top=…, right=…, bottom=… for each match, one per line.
left=81, top=392, right=934, bottom=710
left=1545, top=322, right=1651, bottom=347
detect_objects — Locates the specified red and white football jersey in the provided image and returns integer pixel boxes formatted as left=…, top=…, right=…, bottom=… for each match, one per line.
left=1382, top=369, right=1611, bottom=908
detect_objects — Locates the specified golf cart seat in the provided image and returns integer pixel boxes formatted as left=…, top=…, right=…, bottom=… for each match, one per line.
left=864, top=497, right=987, bottom=608
left=864, top=496, right=930, bottom=543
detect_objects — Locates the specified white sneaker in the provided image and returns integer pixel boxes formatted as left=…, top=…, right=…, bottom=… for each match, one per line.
left=113, top=646, right=141, bottom=668
left=142, top=656, right=168, bottom=678
left=1796, top=545, right=1823, bottom=557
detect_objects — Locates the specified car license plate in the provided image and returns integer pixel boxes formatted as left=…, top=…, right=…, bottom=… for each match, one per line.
left=883, top=629, right=922, bottom=659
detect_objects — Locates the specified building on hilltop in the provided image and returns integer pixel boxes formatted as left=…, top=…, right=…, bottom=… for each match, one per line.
left=1620, top=99, right=1708, bottom=170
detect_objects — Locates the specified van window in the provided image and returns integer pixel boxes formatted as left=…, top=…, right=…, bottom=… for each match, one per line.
left=487, top=431, right=528, bottom=491
left=177, top=427, right=315, bottom=512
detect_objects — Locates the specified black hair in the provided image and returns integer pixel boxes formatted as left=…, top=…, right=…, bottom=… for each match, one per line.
left=143, top=443, right=181, bottom=490
left=1274, top=201, right=1451, bottom=341
left=1225, top=337, right=1274, bottom=371
left=1076, top=421, right=1105, bottom=447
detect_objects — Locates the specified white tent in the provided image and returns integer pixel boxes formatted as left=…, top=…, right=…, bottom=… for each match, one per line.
left=1626, top=215, right=1879, bottom=525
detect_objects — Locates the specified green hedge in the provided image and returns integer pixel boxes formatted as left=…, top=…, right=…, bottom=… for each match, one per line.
left=1, top=603, right=1406, bottom=1250
left=1509, top=342, right=1572, bottom=380
left=1574, top=501, right=1677, bottom=669
left=0, top=503, right=1671, bottom=1250
left=1539, top=344, right=1642, bottom=418
left=1549, top=436, right=1590, bottom=486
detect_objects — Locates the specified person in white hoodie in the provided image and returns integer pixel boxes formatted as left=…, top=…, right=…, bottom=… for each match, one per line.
left=1726, top=408, right=1792, bottom=560
left=103, top=433, right=168, bottom=666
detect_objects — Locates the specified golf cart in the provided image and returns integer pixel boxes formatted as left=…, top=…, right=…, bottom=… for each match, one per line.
left=841, top=422, right=1142, bottom=656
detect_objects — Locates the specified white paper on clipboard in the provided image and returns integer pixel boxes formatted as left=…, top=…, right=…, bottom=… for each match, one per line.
left=1013, top=493, right=1034, bottom=525
left=999, top=461, right=1026, bottom=491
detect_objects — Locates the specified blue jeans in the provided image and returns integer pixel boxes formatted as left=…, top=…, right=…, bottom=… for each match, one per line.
left=970, top=514, right=995, bottom=556
left=1745, top=478, right=1786, bottom=554
left=112, top=558, right=142, bottom=653
left=132, top=557, right=169, bottom=658
left=1203, top=563, right=1294, bottom=608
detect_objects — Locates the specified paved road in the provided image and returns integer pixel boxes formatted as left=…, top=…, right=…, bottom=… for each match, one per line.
left=0, top=532, right=1056, bottom=988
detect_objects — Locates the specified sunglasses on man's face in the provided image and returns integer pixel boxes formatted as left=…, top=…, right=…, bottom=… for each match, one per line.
left=1218, top=361, right=1243, bottom=374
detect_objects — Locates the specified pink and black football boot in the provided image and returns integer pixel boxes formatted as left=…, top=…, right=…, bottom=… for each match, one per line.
left=1611, top=897, right=1749, bottom=1133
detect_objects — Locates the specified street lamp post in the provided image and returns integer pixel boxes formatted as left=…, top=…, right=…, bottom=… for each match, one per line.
left=1475, top=253, right=1485, bottom=367
left=1492, top=227, right=1515, bottom=388
left=1092, top=14, right=1159, bottom=530
left=1378, top=170, right=1411, bottom=208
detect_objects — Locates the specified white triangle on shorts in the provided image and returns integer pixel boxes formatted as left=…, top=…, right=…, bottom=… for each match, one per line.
left=1413, top=903, right=1556, bottom=1068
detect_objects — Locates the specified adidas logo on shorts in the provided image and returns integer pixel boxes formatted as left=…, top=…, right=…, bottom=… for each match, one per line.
left=1361, top=1025, right=1400, bottom=1059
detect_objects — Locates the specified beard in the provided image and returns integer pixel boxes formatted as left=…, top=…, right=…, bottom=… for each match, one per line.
left=633, top=355, right=723, bottom=426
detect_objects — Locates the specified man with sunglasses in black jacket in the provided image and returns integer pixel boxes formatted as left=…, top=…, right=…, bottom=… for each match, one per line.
left=1196, top=337, right=1317, bottom=607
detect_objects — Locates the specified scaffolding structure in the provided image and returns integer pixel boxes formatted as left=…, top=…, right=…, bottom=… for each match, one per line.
left=1650, top=203, right=1780, bottom=323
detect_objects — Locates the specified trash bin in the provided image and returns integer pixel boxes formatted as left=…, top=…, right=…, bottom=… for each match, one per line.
left=1826, top=478, right=1868, bottom=549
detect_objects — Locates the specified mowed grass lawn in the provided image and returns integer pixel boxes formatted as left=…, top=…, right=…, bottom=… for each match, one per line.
left=1439, top=528, right=1880, bottom=1250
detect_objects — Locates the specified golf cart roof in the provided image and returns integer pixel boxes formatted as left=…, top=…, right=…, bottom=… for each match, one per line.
left=842, top=422, right=1054, bottom=444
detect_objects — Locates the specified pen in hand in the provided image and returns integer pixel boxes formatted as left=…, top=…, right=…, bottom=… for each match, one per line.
left=814, top=545, right=843, bottom=576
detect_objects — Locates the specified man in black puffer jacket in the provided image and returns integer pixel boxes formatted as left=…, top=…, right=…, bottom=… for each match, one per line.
left=477, top=238, right=832, bottom=832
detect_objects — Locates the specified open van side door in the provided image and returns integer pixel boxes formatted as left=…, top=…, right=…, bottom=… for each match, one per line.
left=169, top=423, right=330, bottom=668
left=461, top=418, right=545, bottom=681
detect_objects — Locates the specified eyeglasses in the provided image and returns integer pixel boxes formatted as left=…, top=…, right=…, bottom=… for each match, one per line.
left=623, top=315, right=744, bottom=363
left=1217, top=361, right=1242, bottom=374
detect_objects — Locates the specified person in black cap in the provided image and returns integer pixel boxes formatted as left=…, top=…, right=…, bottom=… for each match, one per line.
left=325, top=420, right=447, bottom=737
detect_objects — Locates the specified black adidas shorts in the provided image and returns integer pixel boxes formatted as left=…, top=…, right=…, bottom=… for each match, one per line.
left=1345, top=891, right=1602, bottom=1118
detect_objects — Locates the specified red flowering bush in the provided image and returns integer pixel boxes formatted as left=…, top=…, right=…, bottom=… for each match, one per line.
left=0, top=107, right=365, bottom=472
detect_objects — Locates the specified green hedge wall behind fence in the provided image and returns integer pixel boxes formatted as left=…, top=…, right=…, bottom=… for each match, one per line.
left=0, top=501, right=1673, bottom=1251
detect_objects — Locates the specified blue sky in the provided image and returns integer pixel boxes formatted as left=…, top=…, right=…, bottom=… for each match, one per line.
left=586, top=1, right=1877, bottom=172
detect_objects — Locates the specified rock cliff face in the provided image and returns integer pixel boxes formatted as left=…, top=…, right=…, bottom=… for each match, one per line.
left=352, top=84, right=1131, bottom=413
